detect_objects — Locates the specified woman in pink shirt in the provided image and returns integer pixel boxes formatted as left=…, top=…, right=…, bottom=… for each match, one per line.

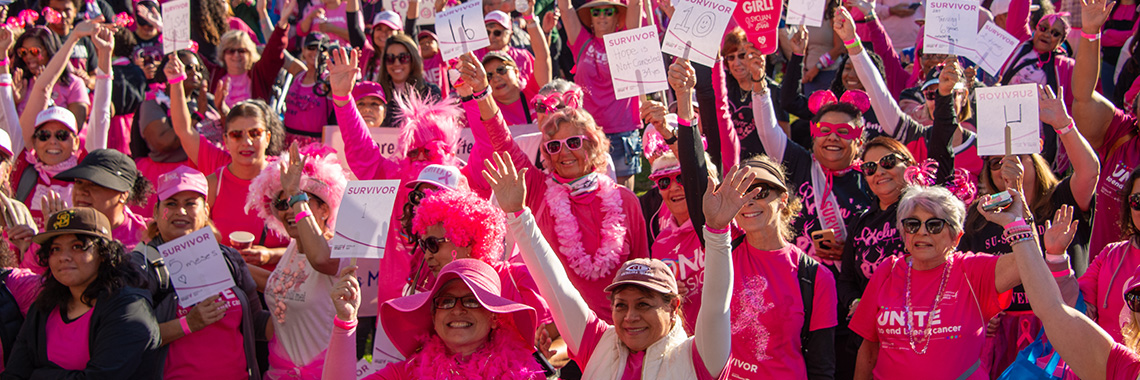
left=323, top=259, right=545, bottom=379
left=1079, top=167, right=1140, bottom=343
left=209, top=16, right=291, bottom=112
left=281, top=32, right=335, bottom=146
left=12, top=27, right=90, bottom=131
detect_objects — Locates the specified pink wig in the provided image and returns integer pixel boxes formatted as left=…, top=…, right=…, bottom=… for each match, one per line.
left=394, top=91, right=463, bottom=162
left=245, top=144, right=349, bottom=236
left=411, top=189, right=506, bottom=265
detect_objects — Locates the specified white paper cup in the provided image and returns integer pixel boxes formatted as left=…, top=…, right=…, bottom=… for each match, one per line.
left=229, top=231, right=255, bottom=250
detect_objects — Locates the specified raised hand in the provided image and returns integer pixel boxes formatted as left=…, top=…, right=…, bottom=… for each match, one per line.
left=71, top=20, right=98, bottom=38
left=998, top=156, right=1025, bottom=195
left=482, top=151, right=528, bottom=214
left=542, top=8, right=559, bottom=34
left=640, top=99, right=669, bottom=134
left=91, top=25, right=114, bottom=55
left=1043, top=205, right=1078, bottom=256
left=976, top=189, right=1031, bottom=226
left=328, top=47, right=359, bottom=100
left=456, top=52, right=488, bottom=97
left=1079, top=0, right=1115, bottom=34
left=702, top=165, right=759, bottom=230
left=280, top=142, right=306, bottom=197
left=330, top=265, right=361, bottom=322
left=667, top=58, right=696, bottom=93
left=164, top=53, right=185, bottom=81
left=659, top=0, right=675, bottom=18
left=0, top=26, right=16, bottom=56
left=186, top=294, right=227, bottom=332
left=937, top=58, right=962, bottom=96
left=832, top=7, right=857, bottom=44
left=746, top=45, right=766, bottom=82
left=1038, top=84, right=1074, bottom=129
left=789, top=25, right=808, bottom=56
left=215, top=76, right=231, bottom=114
left=40, top=190, right=66, bottom=217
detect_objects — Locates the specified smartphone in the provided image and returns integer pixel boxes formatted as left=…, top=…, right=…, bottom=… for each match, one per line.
left=981, top=191, right=1013, bottom=212
left=908, top=2, right=922, bottom=9
left=811, top=229, right=837, bottom=251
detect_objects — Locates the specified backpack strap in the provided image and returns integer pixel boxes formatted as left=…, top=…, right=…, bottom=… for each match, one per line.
left=798, top=252, right=819, bottom=356
left=14, top=165, right=38, bottom=204
left=135, top=244, right=171, bottom=293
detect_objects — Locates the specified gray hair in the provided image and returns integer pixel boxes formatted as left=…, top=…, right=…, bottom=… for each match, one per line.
left=897, top=186, right=966, bottom=236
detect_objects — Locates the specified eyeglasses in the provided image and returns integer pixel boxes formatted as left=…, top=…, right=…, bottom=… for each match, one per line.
left=433, top=295, right=482, bottom=310
left=1129, top=193, right=1140, bottom=211
left=419, top=236, right=450, bottom=254
left=33, top=129, right=73, bottom=142
left=590, top=7, right=616, bottom=17
left=860, top=153, right=905, bottom=176
left=225, top=48, right=250, bottom=56
left=543, top=135, right=586, bottom=154
left=900, top=217, right=948, bottom=234
left=486, top=65, right=512, bottom=81
left=1036, top=24, right=1064, bottom=39
left=747, top=182, right=776, bottom=200
left=385, top=52, right=411, bottom=64
left=723, top=51, right=749, bottom=62
left=1127, top=290, right=1140, bottom=312
left=226, top=127, right=267, bottom=140
left=655, top=173, right=682, bottom=190
left=486, top=29, right=504, bottom=38
left=16, top=47, right=41, bottom=58
left=810, top=121, right=862, bottom=140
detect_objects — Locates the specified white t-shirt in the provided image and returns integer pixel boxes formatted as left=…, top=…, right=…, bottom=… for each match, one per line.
left=265, top=240, right=339, bottom=367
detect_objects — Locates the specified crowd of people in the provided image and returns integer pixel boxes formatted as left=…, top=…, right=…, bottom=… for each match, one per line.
left=0, top=0, right=1134, bottom=377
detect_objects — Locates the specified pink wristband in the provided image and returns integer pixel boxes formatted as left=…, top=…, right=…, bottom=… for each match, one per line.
left=1003, top=218, right=1028, bottom=230
left=332, top=93, right=351, bottom=102
left=333, top=315, right=358, bottom=330
left=511, top=209, right=526, bottom=217
left=1055, top=121, right=1074, bottom=135
left=523, top=13, right=534, bottom=21
left=168, top=73, right=187, bottom=84
left=95, top=73, right=112, bottom=80
left=0, top=58, right=9, bottom=67
left=677, top=117, right=692, bottom=127
left=294, top=210, right=312, bottom=224
left=843, top=37, right=857, bottom=46
left=1052, top=269, right=1072, bottom=278
left=179, top=316, right=193, bottom=335
left=705, top=225, right=730, bottom=234
left=0, top=82, right=10, bottom=88
left=1081, top=30, right=1101, bottom=41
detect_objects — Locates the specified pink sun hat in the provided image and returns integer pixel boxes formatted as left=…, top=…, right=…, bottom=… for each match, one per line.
left=380, top=259, right=538, bottom=357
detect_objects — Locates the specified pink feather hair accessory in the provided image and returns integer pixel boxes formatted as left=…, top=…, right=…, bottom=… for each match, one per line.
left=245, top=143, right=349, bottom=236
left=394, top=91, right=463, bottom=162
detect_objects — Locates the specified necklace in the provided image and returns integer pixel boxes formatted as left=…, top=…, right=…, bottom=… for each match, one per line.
left=544, top=175, right=627, bottom=280
left=903, top=255, right=953, bottom=355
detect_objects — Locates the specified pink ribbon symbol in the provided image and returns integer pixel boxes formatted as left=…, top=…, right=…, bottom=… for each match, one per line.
left=438, top=170, right=453, bottom=186
left=1017, top=318, right=1033, bottom=348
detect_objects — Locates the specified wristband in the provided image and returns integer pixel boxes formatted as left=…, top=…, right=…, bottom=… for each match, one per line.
left=471, top=87, right=489, bottom=100
left=294, top=210, right=312, bottom=224
left=180, top=316, right=193, bottom=335
left=0, top=58, right=9, bottom=67
left=333, top=315, right=358, bottom=330
left=95, top=73, right=112, bottom=80
left=1052, top=268, right=1073, bottom=278
left=0, top=81, right=9, bottom=88
left=1045, top=252, right=1068, bottom=264
left=818, top=52, right=834, bottom=67
left=843, top=37, right=858, bottom=46
left=1054, top=121, right=1075, bottom=135
left=844, top=38, right=861, bottom=50
left=705, top=225, right=730, bottom=234
left=511, top=208, right=527, bottom=217
left=168, top=73, right=187, bottom=84
left=677, top=117, right=692, bottom=127
left=662, top=134, right=678, bottom=144
left=1003, top=218, right=1028, bottom=231
left=523, top=13, right=534, bottom=21
left=288, top=192, right=310, bottom=207
left=1081, top=30, right=1101, bottom=41
left=331, top=93, right=351, bottom=102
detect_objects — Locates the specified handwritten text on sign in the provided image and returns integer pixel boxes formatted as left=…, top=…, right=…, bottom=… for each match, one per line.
left=785, top=0, right=827, bottom=27
left=660, top=0, right=734, bottom=67
left=436, top=1, right=490, bottom=60
left=161, top=0, right=190, bottom=54
left=159, top=227, right=236, bottom=308
left=604, top=26, right=668, bottom=100
left=969, top=21, right=1019, bottom=75
left=923, top=0, right=978, bottom=56
left=975, top=84, right=1041, bottom=156
left=732, top=0, right=782, bottom=54
left=383, top=0, right=435, bottom=26
left=331, top=180, right=401, bottom=259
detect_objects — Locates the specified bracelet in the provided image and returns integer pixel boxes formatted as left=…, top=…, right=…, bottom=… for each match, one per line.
left=471, top=87, right=489, bottom=100
left=294, top=210, right=312, bottom=224
left=0, top=58, right=9, bottom=67
left=333, top=315, right=358, bottom=330
left=180, top=316, right=193, bottom=335
left=1055, top=121, right=1075, bottom=135
left=331, top=93, right=351, bottom=102
left=288, top=192, right=310, bottom=207
left=818, top=52, right=834, bottom=67
left=0, top=82, right=10, bottom=88
left=844, top=39, right=861, bottom=50
left=168, top=73, right=187, bottom=84
left=662, top=133, right=678, bottom=144
left=1052, top=268, right=1073, bottom=278
left=705, top=225, right=730, bottom=234
left=1081, top=30, right=1101, bottom=41
left=1006, top=232, right=1036, bottom=244
left=511, top=208, right=526, bottom=217
left=523, top=13, right=534, bottom=21
left=1003, top=218, right=1028, bottom=230
left=677, top=117, right=692, bottom=127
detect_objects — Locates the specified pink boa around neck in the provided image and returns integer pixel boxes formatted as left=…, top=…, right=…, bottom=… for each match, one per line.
left=408, top=332, right=544, bottom=379
left=543, top=173, right=627, bottom=280
left=245, top=144, right=348, bottom=236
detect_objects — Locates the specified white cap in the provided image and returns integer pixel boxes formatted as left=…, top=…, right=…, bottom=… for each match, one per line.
left=372, top=11, right=403, bottom=30
left=35, top=106, right=78, bottom=134
left=484, top=10, right=511, bottom=29
left=405, top=164, right=464, bottom=190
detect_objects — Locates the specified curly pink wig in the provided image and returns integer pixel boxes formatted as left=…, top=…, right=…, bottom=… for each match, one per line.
left=394, top=91, right=463, bottom=162
left=245, top=144, right=349, bottom=236
left=411, top=189, right=506, bottom=265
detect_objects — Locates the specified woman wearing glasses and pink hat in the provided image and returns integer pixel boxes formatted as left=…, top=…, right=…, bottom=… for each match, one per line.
left=323, top=259, right=545, bottom=379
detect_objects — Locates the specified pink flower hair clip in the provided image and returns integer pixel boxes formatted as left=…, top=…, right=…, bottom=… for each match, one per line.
left=531, top=88, right=584, bottom=114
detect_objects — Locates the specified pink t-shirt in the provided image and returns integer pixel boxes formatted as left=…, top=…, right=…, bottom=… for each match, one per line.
left=0, top=268, right=41, bottom=372
left=728, top=243, right=838, bottom=379
left=46, top=307, right=94, bottom=371
left=165, top=288, right=246, bottom=379
left=1091, top=109, right=1140, bottom=261
left=850, top=253, right=1004, bottom=380
left=575, top=315, right=729, bottom=380
left=196, top=137, right=290, bottom=250
left=301, top=2, right=361, bottom=46
left=496, top=78, right=540, bottom=127
left=283, top=73, right=331, bottom=135
left=224, top=74, right=253, bottom=109
left=134, top=158, right=192, bottom=219
left=1108, top=342, right=1140, bottom=380
left=422, top=54, right=445, bottom=94
left=17, top=74, right=91, bottom=114
left=1079, top=242, right=1140, bottom=343
left=567, top=32, right=639, bottom=134
left=652, top=217, right=707, bottom=334
left=114, top=207, right=150, bottom=252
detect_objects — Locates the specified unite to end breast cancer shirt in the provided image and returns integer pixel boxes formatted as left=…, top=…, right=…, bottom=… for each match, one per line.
left=850, top=253, right=1004, bottom=380
left=165, top=288, right=246, bottom=379
left=652, top=217, right=707, bottom=334
left=728, top=243, right=837, bottom=380
left=1090, top=109, right=1140, bottom=261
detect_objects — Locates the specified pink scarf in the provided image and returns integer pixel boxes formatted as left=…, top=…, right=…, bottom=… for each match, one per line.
left=25, top=149, right=78, bottom=184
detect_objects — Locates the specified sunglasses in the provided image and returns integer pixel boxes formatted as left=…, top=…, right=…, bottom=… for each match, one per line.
left=810, top=121, right=862, bottom=140
left=225, top=48, right=250, bottom=56
left=433, top=295, right=483, bottom=310
left=272, top=192, right=313, bottom=211
left=747, top=182, right=777, bottom=200
left=486, top=29, right=504, bottom=37
left=419, top=236, right=450, bottom=254
left=226, top=127, right=267, bottom=140
left=305, top=45, right=320, bottom=51
left=543, top=135, right=587, bottom=154
left=723, top=51, right=749, bottom=62
left=1130, top=193, right=1140, bottom=211
left=860, top=153, right=905, bottom=176
left=900, top=217, right=948, bottom=234
left=486, top=65, right=512, bottom=81
left=1127, top=290, right=1140, bottom=313
left=1036, top=24, right=1064, bottom=39
left=385, top=52, right=411, bottom=64
left=32, top=130, right=72, bottom=142
left=987, top=157, right=1007, bottom=171
left=409, top=189, right=426, bottom=205
left=655, top=173, right=682, bottom=190
left=535, top=101, right=566, bottom=114
left=590, top=7, right=616, bottom=17
left=16, top=47, right=41, bottom=57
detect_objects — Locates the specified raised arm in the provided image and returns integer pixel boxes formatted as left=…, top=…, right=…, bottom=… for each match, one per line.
left=710, top=59, right=739, bottom=170
left=328, top=47, right=389, bottom=180
left=1071, top=0, right=1117, bottom=151
left=87, top=25, right=115, bottom=152
left=524, top=0, right=552, bottom=89
left=486, top=152, right=592, bottom=353
left=849, top=0, right=907, bottom=98
left=283, top=143, right=340, bottom=275
left=835, top=8, right=905, bottom=136
left=626, top=0, right=642, bottom=30
left=324, top=266, right=361, bottom=380
left=669, top=59, right=708, bottom=237
left=19, top=22, right=94, bottom=148
left=1039, top=85, right=1099, bottom=211
left=558, top=0, right=583, bottom=44
left=747, top=46, right=789, bottom=160
left=929, top=62, right=960, bottom=185
left=0, top=26, right=24, bottom=155
left=781, top=26, right=816, bottom=120
left=345, top=0, right=366, bottom=48
left=165, top=54, right=203, bottom=165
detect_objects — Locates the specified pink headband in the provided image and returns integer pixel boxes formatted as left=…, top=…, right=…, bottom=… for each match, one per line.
left=532, top=88, right=584, bottom=111
left=809, top=89, right=871, bottom=114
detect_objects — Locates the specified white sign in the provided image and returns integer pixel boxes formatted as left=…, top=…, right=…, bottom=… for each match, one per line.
left=970, top=21, right=1020, bottom=76
left=331, top=180, right=402, bottom=259
left=355, top=357, right=384, bottom=379
left=604, top=26, right=669, bottom=100
left=383, top=0, right=436, bottom=25
left=660, top=0, right=735, bottom=67
left=369, top=318, right=406, bottom=372
left=785, top=0, right=827, bottom=27
left=436, top=1, right=491, bottom=60
left=161, top=0, right=190, bottom=54
left=158, top=227, right=237, bottom=308
left=923, top=0, right=978, bottom=56
left=975, top=84, right=1041, bottom=156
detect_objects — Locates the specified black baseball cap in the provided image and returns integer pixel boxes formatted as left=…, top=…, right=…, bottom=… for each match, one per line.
left=305, top=32, right=331, bottom=48
left=55, top=149, right=139, bottom=193
left=33, top=208, right=113, bottom=245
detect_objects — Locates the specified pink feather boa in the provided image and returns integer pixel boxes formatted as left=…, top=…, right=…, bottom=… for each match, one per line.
left=543, top=175, right=626, bottom=280
left=407, top=333, right=544, bottom=379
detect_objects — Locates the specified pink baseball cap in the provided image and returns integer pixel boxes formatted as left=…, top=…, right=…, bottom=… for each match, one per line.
left=372, top=11, right=403, bottom=30
left=35, top=106, right=78, bottom=133
left=484, top=10, right=511, bottom=29
left=155, top=165, right=209, bottom=201
left=352, top=81, right=387, bottom=104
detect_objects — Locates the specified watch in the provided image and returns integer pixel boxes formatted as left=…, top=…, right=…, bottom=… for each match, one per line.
left=288, top=192, right=310, bottom=207
left=663, top=133, right=678, bottom=145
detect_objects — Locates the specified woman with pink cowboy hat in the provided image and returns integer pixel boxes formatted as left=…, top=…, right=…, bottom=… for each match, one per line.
left=323, top=259, right=546, bottom=379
